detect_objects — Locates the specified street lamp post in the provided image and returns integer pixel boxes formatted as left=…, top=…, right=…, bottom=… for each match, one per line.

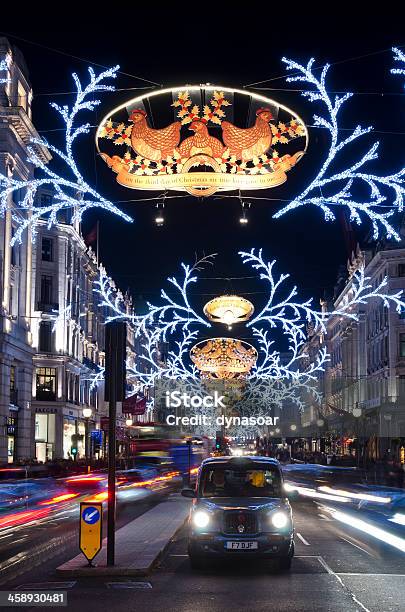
left=83, top=407, right=92, bottom=472
left=353, top=407, right=362, bottom=468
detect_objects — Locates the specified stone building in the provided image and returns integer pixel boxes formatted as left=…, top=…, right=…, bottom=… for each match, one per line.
left=0, top=37, right=51, bottom=463
left=0, top=38, right=141, bottom=463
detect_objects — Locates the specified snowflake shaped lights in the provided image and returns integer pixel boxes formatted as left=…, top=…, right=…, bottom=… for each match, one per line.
left=96, top=249, right=405, bottom=419
left=273, top=57, right=405, bottom=240
left=0, top=65, right=132, bottom=245
left=240, top=248, right=405, bottom=384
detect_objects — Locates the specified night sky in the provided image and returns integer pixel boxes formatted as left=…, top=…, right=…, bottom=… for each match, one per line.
left=3, top=10, right=405, bottom=335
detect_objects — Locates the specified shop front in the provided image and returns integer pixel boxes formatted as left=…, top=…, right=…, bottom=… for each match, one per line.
left=62, top=414, right=86, bottom=459
left=35, top=410, right=56, bottom=462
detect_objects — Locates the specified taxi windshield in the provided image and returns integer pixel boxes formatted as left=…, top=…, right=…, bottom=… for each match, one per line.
left=200, top=466, right=282, bottom=498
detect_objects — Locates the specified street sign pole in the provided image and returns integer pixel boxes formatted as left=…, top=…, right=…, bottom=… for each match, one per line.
left=105, top=321, right=126, bottom=567
left=107, top=355, right=117, bottom=567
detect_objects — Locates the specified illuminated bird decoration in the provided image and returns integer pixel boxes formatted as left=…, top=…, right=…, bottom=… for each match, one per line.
left=221, top=108, right=274, bottom=161
left=130, top=109, right=181, bottom=162
left=177, top=120, right=226, bottom=159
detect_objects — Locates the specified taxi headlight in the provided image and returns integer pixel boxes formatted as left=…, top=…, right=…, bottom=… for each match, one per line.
left=193, top=510, right=210, bottom=528
left=271, top=511, right=288, bottom=529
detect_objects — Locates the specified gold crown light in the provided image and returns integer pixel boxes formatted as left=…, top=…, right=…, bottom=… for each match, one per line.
left=203, top=295, right=254, bottom=327
left=190, top=337, right=258, bottom=380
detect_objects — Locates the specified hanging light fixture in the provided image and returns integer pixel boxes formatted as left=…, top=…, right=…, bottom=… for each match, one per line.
left=155, top=199, right=165, bottom=226
left=203, top=295, right=254, bottom=327
left=239, top=198, right=250, bottom=225
left=190, top=337, right=257, bottom=379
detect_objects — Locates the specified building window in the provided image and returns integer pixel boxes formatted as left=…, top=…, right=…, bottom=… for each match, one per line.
left=399, top=264, right=405, bottom=277
left=400, top=333, right=405, bottom=358
left=9, top=285, right=13, bottom=316
left=35, top=413, right=55, bottom=462
left=36, top=367, right=57, bottom=401
left=41, top=237, right=53, bottom=262
left=17, top=81, right=27, bottom=112
left=39, top=321, right=54, bottom=353
left=10, top=366, right=15, bottom=391
left=40, top=275, right=53, bottom=304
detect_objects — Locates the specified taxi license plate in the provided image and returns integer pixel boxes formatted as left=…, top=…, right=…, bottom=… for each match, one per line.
left=226, top=541, right=258, bottom=550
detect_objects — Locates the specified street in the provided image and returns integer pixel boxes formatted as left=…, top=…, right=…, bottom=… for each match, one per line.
left=1, top=495, right=404, bottom=612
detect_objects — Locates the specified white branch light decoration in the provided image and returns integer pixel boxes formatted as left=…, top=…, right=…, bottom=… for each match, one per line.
left=0, top=58, right=10, bottom=84
left=0, top=65, right=132, bottom=245
left=95, top=249, right=405, bottom=414
left=391, top=47, right=405, bottom=85
left=273, top=57, right=405, bottom=240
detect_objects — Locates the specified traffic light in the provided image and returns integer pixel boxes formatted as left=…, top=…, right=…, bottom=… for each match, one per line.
left=71, top=445, right=78, bottom=458
left=215, top=435, right=221, bottom=450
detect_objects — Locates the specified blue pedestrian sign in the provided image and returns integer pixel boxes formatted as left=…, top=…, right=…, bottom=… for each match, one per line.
left=82, top=506, right=100, bottom=525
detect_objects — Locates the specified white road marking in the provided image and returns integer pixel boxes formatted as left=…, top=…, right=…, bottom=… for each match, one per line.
left=317, top=556, right=334, bottom=574
left=338, top=572, right=405, bottom=577
left=297, top=532, right=310, bottom=546
left=317, top=556, right=370, bottom=612
left=339, top=536, right=374, bottom=557
left=318, top=514, right=332, bottom=521
left=170, top=554, right=188, bottom=557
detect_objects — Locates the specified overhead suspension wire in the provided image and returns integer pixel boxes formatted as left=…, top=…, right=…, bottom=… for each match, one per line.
left=0, top=31, right=161, bottom=87
left=244, top=41, right=405, bottom=88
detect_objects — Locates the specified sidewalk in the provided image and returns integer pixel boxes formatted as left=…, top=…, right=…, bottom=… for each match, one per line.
left=57, top=494, right=191, bottom=577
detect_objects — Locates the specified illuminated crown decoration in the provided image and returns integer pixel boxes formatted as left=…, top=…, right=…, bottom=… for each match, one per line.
left=190, top=337, right=258, bottom=379
left=203, top=295, right=254, bottom=326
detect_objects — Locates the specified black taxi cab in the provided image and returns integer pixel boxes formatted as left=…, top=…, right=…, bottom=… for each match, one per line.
left=182, top=456, right=295, bottom=570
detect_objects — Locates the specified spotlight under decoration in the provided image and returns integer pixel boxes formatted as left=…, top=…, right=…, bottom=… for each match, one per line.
left=94, top=248, right=405, bottom=424
left=190, top=338, right=258, bottom=379
left=0, top=64, right=133, bottom=245
left=272, top=55, right=405, bottom=241
left=203, top=295, right=254, bottom=326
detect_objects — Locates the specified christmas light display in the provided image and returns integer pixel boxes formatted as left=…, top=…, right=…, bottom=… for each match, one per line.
left=391, top=47, right=405, bottom=84
left=0, top=58, right=10, bottom=84
left=82, top=365, right=105, bottom=392
left=95, top=249, right=405, bottom=420
left=0, top=65, right=132, bottom=245
left=273, top=57, right=405, bottom=240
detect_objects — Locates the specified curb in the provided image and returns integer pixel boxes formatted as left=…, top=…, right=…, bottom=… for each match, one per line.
left=56, top=513, right=189, bottom=577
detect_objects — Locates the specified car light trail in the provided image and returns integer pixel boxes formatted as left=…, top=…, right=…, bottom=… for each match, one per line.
left=85, top=491, right=109, bottom=503
left=328, top=508, right=405, bottom=553
left=318, top=486, right=391, bottom=504
left=39, top=493, right=79, bottom=506
left=389, top=513, right=405, bottom=526
left=0, top=508, right=51, bottom=529
left=284, top=483, right=350, bottom=503
left=65, top=475, right=105, bottom=483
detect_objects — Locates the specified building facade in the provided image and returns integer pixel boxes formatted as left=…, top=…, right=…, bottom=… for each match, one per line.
left=300, top=243, right=405, bottom=459
left=0, top=38, right=142, bottom=464
left=0, top=37, right=51, bottom=463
